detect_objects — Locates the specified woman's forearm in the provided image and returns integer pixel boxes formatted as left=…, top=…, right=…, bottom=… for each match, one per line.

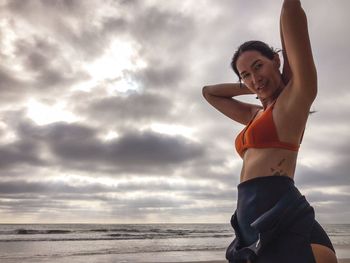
left=202, top=83, right=253, bottom=99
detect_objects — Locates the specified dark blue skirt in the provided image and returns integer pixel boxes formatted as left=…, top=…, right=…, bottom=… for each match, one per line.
left=226, top=176, right=334, bottom=263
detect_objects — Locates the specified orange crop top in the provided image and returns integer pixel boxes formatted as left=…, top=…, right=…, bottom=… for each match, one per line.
left=235, top=101, right=300, bottom=158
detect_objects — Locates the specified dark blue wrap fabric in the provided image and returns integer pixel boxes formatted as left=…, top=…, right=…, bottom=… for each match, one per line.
left=225, top=176, right=334, bottom=263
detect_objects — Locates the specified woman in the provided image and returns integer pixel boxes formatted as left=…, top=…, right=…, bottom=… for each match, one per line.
left=202, top=1, right=337, bottom=263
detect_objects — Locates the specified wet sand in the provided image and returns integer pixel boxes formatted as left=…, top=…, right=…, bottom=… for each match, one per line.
left=163, top=260, right=350, bottom=263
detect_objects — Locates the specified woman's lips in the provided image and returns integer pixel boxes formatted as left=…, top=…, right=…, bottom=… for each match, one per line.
left=257, top=81, right=268, bottom=92
left=257, top=85, right=265, bottom=92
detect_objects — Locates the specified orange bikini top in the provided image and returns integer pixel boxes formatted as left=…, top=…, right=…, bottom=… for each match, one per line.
left=235, top=101, right=300, bottom=158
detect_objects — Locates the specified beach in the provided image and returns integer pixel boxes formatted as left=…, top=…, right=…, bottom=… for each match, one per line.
left=181, top=262, right=350, bottom=263
left=165, top=261, right=350, bottom=263
left=0, top=224, right=349, bottom=262
left=0, top=245, right=348, bottom=262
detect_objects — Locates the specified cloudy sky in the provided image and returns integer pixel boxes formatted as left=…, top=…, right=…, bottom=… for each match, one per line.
left=0, top=0, right=349, bottom=224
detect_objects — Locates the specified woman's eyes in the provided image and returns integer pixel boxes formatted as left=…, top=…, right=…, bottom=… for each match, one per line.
left=254, top=63, right=262, bottom=70
left=241, top=63, right=263, bottom=80
left=241, top=73, right=250, bottom=79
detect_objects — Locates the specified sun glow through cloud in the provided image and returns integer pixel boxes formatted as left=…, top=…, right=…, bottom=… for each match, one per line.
left=145, top=123, right=196, bottom=139
left=26, top=99, right=78, bottom=125
left=74, top=40, right=147, bottom=93
left=100, top=131, right=120, bottom=141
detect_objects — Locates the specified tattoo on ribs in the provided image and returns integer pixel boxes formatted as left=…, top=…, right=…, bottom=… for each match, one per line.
left=278, top=158, right=286, bottom=166
left=270, top=158, right=288, bottom=177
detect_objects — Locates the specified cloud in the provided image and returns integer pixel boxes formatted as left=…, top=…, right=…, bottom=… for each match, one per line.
left=76, top=91, right=175, bottom=126
left=0, top=117, right=205, bottom=175
left=48, top=127, right=204, bottom=173
left=0, top=140, right=46, bottom=169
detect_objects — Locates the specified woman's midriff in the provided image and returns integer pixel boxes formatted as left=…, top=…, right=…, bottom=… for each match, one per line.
left=240, top=147, right=298, bottom=183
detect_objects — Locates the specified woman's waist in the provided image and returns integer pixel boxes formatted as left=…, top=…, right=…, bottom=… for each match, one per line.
left=240, top=148, right=297, bottom=182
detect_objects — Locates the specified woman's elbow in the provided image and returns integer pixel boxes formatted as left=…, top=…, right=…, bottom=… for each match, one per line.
left=202, top=85, right=211, bottom=98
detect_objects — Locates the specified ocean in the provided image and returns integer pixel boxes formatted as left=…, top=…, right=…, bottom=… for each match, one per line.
left=0, top=223, right=349, bottom=262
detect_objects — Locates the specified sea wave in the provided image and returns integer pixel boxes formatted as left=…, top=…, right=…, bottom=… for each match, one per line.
left=0, top=225, right=233, bottom=242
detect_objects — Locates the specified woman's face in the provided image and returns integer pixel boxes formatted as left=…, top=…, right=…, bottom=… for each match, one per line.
left=236, top=50, right=281, bottom=100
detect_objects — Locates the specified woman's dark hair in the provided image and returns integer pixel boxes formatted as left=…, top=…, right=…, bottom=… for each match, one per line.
left=231, top=40, right=279, bottom=81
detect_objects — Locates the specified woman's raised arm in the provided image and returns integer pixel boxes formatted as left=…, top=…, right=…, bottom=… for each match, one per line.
left=280, top=0, right=317, bottom=102
left=202, top=83, right=261, bottom=125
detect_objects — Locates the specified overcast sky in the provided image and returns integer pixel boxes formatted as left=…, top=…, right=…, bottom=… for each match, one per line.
left=0, top=0, right=349, bottom=224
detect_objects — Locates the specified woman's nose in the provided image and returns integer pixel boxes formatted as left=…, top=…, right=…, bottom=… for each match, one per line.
left=252, top=73, right=262, bottom=86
